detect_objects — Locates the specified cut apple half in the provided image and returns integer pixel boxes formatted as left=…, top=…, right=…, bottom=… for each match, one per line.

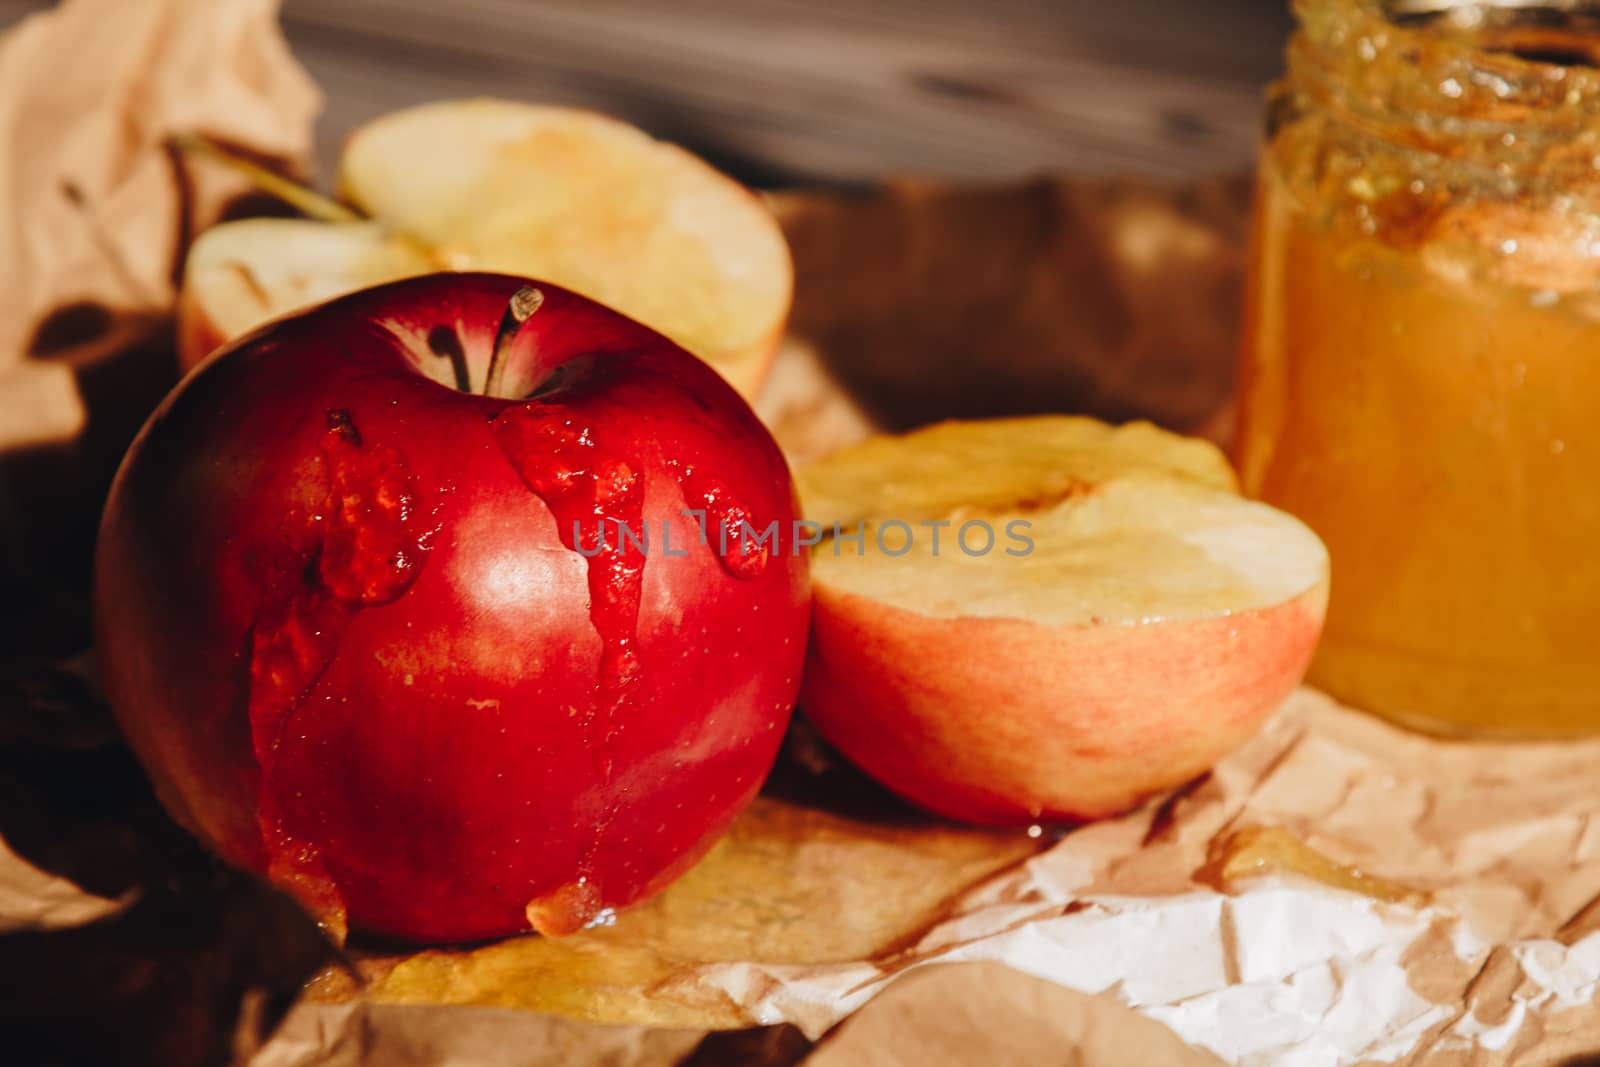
left=798, top=416, right=1328, bottom=825
left=797, top=415, right=1239, bottom=529
left=179, top=99, right=793, bottom=399
left=180, top=220, right=430, bottom=370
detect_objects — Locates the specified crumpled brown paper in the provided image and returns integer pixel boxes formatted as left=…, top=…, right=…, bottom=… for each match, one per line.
left=0, top=834, right=125, bottom=934
left=262, top=963, right=1236, bottom=1067
left=682, top=687, right=1600, bottom=1066
left=299, top=784, right=1037, bottom=1030
left=0, top=0, right=319, bottom=655
left=240, top=688, right=1600, bottom=1067
left=803, top=963, right=1228, bottom=1067
left=0, top=0, right=317, bottom=451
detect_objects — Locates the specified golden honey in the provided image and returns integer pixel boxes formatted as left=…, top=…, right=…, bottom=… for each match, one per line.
left=1238, top=0, right=1600, bottom=736
left=1201, top=825, right=1423, bottom=905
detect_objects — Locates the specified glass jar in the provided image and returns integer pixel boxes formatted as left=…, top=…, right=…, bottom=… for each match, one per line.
left=1237, top=0, right=1600, bottom=737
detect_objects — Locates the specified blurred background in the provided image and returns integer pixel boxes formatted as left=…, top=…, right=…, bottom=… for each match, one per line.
left=0, top=0, right=1291, bottom=184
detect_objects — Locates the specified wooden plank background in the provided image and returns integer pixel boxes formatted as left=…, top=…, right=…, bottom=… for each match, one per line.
left=0, top=0, right=1291, bottom=184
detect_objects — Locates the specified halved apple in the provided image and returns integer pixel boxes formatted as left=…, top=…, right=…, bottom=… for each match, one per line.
left=798, top=417, right=1328, bottom=824
left=179, top=99, right=793, bottom=398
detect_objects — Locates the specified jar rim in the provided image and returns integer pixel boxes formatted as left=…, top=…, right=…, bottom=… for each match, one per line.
left=1288, top=0, right=1600, bottom=172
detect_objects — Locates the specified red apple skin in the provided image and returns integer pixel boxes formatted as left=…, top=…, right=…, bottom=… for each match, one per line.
left=800, top=581, right=1327, bottom=825
left=95, top=273, right=809, bottom=942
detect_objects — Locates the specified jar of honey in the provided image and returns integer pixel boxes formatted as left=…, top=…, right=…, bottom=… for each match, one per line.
left=1237, top=0, right=1600, bottom=737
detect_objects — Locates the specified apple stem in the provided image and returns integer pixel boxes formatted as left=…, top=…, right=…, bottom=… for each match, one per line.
left=483, top=287, right=545, bottom=397
left=171, top=133, right=364, bottom=224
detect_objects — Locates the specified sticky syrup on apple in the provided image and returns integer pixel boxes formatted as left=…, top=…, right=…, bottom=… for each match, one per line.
left=247, top=409, right=436, bottom=939
left=492, top=394, right=771, bottom=935
left=667, top=459, right=770, bottom=582
left=524, top=878, right=603, bottom=937
left=491, top=404, right=646, bottom=771
left=491, top=402, right=646, bottom=935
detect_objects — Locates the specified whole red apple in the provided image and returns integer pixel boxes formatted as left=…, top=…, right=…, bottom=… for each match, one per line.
left=95, top=273, right=809, bottom=942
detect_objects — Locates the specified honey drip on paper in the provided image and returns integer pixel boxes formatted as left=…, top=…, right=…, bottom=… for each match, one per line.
left=1199, top=825, right=1424, bottom=906
left=246, top=410, right=434, bottom=939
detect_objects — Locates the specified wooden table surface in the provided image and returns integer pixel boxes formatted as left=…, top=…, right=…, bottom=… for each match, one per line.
left=1, top=0, right=1290, bottom=184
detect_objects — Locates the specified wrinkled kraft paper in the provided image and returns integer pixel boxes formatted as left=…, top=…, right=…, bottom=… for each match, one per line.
left=243, top=688, right=1600, bottom=1066
left=0, top=0, right=317, bottom=451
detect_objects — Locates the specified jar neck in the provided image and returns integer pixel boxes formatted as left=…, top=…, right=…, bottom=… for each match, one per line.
left=1286, top=0, right=1600, bottom=182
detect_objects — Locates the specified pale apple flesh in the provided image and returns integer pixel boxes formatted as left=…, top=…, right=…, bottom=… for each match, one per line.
left=98, top=273, right=809, bottom=942
left=796, top=415, right=1240, bottom=530
left=178, top=219, right=432, bottom=376
left=797, top=419, right=1329, bottom=825
left=179, top=99, right=793, bottom=400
